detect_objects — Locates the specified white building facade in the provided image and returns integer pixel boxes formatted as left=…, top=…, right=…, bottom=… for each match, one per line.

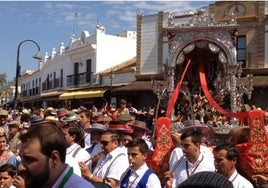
left=19, top=26, right=136, bottom=109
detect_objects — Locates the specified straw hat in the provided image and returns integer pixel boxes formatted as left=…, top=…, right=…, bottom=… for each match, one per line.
left=7, top=120, right=20, bottom=128
left=0, top=109, right=8, bottom=116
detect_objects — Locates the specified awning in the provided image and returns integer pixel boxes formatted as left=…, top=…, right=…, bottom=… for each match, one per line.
left=21, top=96, right=42, bottom=103
left=41, top=91, right=64, bottom=98
left=59, top=88, right=107, bottom=100
left=112, top=81, right=168, bottom=92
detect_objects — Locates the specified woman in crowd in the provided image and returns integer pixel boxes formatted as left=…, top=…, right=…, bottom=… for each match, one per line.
left=0, top=128, right=18, bottom=168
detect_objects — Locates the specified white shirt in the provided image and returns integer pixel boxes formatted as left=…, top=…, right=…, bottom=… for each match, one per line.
left=84, top=132, right=91, bottom=149
left=229, top=169, right=254, bottom=188
left=90, top=143, right=103, bottom=157
left=169, top=145, right=214, bottom=170
left=52, top=165, right=94, bottom=188
left=66, top=143, right=91, bottom=164
left=121, top=163, right=161, bottom=188
left=142, top=135, right=154, bottom=151
left=93, top=147, right=129, bottom=181
left=87, top=143, right=103, bottom=171
left=65, top=155, right=81, bottom=177
left=172, top=153, right=215, bottom=187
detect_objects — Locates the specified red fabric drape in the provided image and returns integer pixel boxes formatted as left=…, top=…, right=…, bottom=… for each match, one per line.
left=166, top=59, right=192, bottom=117
left=198, top=55, right=248, bottom=120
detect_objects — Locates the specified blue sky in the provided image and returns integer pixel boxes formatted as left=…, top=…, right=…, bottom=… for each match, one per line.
left=0, top=1, right=213, bottom=81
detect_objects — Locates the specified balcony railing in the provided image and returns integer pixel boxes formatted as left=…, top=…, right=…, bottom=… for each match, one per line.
left=67, top=72, right=92, bottom=87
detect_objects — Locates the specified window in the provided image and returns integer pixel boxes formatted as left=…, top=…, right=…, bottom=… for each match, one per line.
left=237, top=36, right=246, bottom=67
left=74, top=62, right=79, bottom=86
left=60, top=69, right=63, bottom=87
left=86, top=59, right=92, bottom=83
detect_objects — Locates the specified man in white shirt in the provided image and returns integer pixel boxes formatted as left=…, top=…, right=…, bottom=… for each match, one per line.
left=129, top=120, right=154, bottom=151
left=62, top=124, right=91, bottom=165
left=214, top=143, right=254, bottom=188
left=79, top=109, right=93, bottom=148
left=120, top=138, right=161, bottom=188
left=84, top=123, right=107, bottom=171
left=15, top=122, right=94, bottom=188
left=79, top=131, right=129, bottom=187
left=169, top=141, right=214, bottom=171
left=165, top=130, right=215, bottom=188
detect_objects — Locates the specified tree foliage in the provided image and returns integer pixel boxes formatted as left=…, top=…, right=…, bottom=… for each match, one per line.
left=0, top=73, right=7, bottom=90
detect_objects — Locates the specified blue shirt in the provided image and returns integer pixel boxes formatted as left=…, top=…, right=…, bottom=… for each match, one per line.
left=52, top=165, right=94, bottom=188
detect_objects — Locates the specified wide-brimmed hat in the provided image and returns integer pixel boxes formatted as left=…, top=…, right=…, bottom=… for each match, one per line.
left=44, top=108, right=57, bottom=117
left=60, top=111, right=80, bottom=122
left=109, top=123, right=133, bottom=134
left=84, top=123, right=107, bottom=133
left=72, top=109, right=79, bottom=114
left=21, top=109, right=30, bottom=115
left=7, top=120, right=20, bottom=128
left=118, top=114, right=131, bottom=123
left=30, top=115, right=46, bottom=126
left=0, top=109, right=8, bottom=116
left=178, top=120, right=210, bottom=134
left=44, top=116, right=57, bottom=121
left=93, top=114, right=112, bottom=123
left=57, top=108, right=67, bottom=117
left=129, top=120, right=148, bottom=131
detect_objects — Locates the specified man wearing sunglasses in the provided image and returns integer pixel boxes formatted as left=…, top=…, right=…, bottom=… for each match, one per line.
left=79, top=131, right=129, bottom=187
left=120, top=139, right=161, bottom=188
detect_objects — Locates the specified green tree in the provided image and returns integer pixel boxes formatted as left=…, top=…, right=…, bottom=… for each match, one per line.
left=0, top=73, right=7, bottom=91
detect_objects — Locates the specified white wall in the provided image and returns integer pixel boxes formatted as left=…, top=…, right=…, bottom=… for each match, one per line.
left=140, top=14, right=159, bottom=74
left=96, top=30, right=136, bottom=73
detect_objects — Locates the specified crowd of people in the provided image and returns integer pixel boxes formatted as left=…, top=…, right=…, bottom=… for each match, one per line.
left=0, top=98, right=266, bottom=187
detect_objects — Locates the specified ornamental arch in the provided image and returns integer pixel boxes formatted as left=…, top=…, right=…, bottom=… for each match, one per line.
left=165, top=27, right=241, bottom=119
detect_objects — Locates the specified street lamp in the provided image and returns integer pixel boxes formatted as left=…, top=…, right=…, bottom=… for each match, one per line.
left=14, top=39, right=42, bottom=110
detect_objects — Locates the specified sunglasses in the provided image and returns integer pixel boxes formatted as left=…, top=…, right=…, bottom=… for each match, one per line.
left=100, top=140, right=112, bottom=146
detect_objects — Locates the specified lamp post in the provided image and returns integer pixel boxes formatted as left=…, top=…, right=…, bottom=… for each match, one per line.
left=14, top=39, right=42, bottom=110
